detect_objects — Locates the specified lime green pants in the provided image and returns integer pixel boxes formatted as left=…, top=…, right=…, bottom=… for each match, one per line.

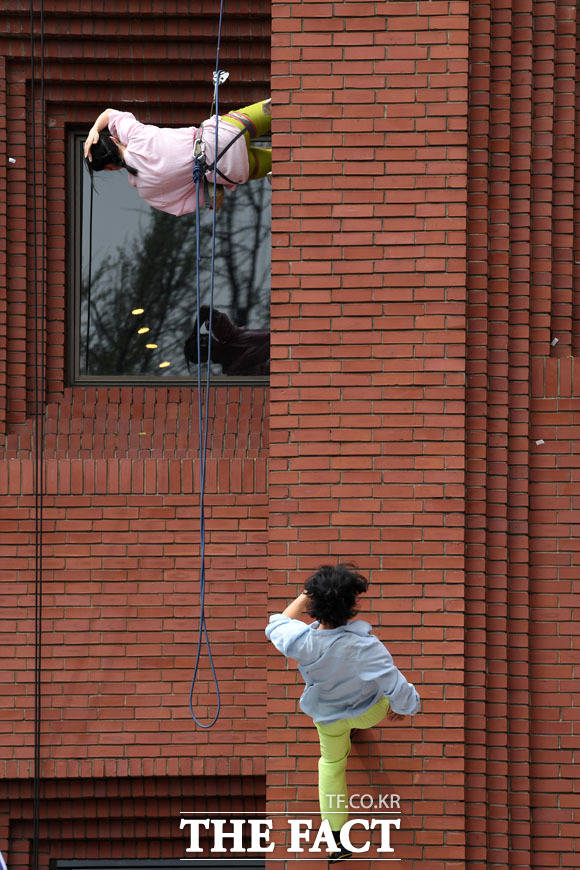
left=315, top=697, right=390, bottom=829
left=222, top=99, right=271, bottom=179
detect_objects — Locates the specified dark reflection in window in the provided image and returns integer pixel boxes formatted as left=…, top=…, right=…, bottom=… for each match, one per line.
left=75, top=134, right=270, bottom=380
left=184, top=305, right=270, bottom=376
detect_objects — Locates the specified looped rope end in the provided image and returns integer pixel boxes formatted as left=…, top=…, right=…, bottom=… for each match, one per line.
left=189, top=0, right=226, bottom=731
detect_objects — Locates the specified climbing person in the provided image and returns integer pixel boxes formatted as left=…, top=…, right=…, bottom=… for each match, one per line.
left=184, top=305, right=269, bottom=376
left=83, top=99, right=271, bottom=215
left=265, top=564, right=420, bottom=863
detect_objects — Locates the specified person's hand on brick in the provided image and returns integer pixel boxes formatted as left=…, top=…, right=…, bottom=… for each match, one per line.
left=386, top=707, right=406, bottom=722
left=282, top=591, right=309, bottom=620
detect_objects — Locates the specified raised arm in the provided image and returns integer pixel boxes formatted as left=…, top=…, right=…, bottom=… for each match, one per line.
left=265, top=592, right=312, bottom=661
left=282, top=592, right=309, bottom=621
left=83, top=108, right=115, bottom=159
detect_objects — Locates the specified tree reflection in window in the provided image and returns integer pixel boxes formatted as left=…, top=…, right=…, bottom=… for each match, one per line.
left=79, top=154, right=270, bottom=379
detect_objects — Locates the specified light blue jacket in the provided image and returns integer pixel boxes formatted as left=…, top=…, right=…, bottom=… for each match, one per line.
left=266, top=614, right=420, bottom=724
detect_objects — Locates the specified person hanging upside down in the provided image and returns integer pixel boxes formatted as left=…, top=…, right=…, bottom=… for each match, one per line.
left=83, top=99, right=271, bottom=215
left=266, top=564, right=420, bottom=863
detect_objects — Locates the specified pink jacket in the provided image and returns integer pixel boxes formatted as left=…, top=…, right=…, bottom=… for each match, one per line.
left=108, top=109, right=250, bottom=215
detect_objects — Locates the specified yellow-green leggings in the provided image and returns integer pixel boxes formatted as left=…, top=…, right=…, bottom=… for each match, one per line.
left=315, top=697, right=390, bottom=830
left=221, top=99, right=271, bottom=180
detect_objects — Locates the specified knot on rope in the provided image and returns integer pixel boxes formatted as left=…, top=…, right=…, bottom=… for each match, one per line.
left=192, top=159, right=205, bottom=185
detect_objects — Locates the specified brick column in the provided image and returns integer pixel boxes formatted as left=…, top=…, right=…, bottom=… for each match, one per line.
left=269, top=1, right=469, bottom=865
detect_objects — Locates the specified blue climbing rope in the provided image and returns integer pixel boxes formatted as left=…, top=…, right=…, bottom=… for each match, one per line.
left=188, top=0, right=226, bottom=729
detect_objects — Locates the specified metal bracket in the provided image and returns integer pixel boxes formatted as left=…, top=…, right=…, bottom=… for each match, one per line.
left=193, top=137, right=206, bottom=161
left=212, top=70, right=230, bottom=87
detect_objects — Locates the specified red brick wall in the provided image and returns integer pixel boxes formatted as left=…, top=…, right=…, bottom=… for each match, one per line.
left=267, top=1, right=580, bottom=869
left=1, top=1, right=579, bottom=869
left=269, top=0, right=469, bottom=866
left=0, top=56, right=6, bottom=431
left=465, top=4, right=580, bottom=870
left=529, top=358, right=579, bottom=870
left=0, top=774, right=264, bottom=869
left=0, top=0, right=270, bottom=866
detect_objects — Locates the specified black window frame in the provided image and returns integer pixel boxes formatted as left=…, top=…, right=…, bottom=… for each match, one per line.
left=66, top=128, right=270, bottom=387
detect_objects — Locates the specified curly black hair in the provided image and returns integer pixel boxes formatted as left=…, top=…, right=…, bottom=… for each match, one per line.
left=303, top=563, right=369, bottom=628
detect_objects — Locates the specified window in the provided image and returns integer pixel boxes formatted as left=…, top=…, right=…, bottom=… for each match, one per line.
left=52, top=862, right=265, bottom=870
left=67, top=131, right=270, bottom=383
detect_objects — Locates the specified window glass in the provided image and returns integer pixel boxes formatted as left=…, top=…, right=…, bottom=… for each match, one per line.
left=53, top=863, right=265, bottom=869
left=71, top=132, right=270, bottom=381
left=53, top=862, right=265, bottom=870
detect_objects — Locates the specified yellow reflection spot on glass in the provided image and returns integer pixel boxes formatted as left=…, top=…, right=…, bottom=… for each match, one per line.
left=159, top=361, right=171, bottom=369
left=137, top=326, right=150, bottom=334
left=145, top=343, right=158, bottom=349
left=131, top=308, right=144, bottom=315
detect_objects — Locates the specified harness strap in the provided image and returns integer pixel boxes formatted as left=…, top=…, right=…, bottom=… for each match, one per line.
left=199, top=117, right=253, bottom=189
left=206, top=117, right=252, bottom=170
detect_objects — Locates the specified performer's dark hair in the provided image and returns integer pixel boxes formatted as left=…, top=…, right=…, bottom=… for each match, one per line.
left=85, top=128, right=138, bottom=176
left=303, top=563, right=369, bottom=628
